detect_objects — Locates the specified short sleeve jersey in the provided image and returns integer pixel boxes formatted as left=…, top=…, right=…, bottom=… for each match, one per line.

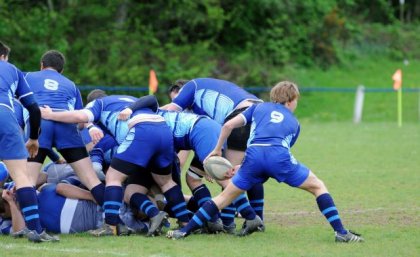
left=241, top=103, right=300, bottom=149
left=0, top=61, right=36, bottom=111
left=83, top=95, right=137, bottom=144
left=25, top=70, right=83, bottom=111
left=172, top=78, right=262, bottom=124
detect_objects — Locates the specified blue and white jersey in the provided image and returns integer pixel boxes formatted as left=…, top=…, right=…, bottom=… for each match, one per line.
left=0, top=217, right=12, bottom=235
left=157, top=109, right=202, bottom=150
left=12, top=99, right=26, bottom=130
left=172, top=78, right=262, bottom=124
left=240, top=103, right=300, bottom=149
left=0, top=61, right=36, bottom=111
left=83, top=95, right=137, bottom=144
left=38, top=183, right=148, bottom=234
left=25, top=69, right=83, bottom=111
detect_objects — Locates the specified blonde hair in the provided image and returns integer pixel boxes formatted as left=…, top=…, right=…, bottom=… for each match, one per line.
left=270, top=81, right=300, bottom=104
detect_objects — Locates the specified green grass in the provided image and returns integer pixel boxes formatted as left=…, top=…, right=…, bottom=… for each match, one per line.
left=1, top=122, right=419, bottom=257
left=277, top=57, right=420, bottom=122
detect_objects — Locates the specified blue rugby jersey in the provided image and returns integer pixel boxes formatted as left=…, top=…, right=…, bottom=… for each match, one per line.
left=240, top=103, right=300, bottom=149
left=157, top=109, right=203, bottom=150
left=83, top=95, right=137, bottom=144
left=172, top=78, right=262, bottom=124
left=0, top=61, right=36, bottom=111
left=25, top=69, right=83, bottom=111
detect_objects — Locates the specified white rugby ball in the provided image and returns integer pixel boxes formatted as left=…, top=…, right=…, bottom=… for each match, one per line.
left=203, top=156, right=233, bottom=180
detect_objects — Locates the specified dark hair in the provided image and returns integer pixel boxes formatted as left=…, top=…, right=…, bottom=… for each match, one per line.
left=87, top=89, right=107, bottom=103
left=167, top=79, right=188, bottom=95
left=0, top=41, right=11, bottom=57
left=41, top=50, right=65, bottom=73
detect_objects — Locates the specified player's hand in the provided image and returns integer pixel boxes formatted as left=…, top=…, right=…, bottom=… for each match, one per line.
left=204, top=174, right=215, bottom=183
left=224, top=165, right=239, bottom=179
left=204, top=149, right=222, bottom=163
left=55, top=157, right=66, bottom=164
left=2, top=188, right=16, bottom=202
left=89, top=127, right=104, bottom=145
left=39, top=105, right=53, bottom=119
left=26, top=139, right=39, bottom=158
left=118, top=108, right=133, bottom=121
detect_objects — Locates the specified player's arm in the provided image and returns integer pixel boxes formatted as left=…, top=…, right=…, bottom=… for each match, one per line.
left=118, top=95, right=160, bottom=120
left=207, top=114, right=246, bottom=159
left=40, top=106, right=90, bottom=123
left=56, top=183, right=96, bottom=202
left=2, top=189, right=26, bottom=233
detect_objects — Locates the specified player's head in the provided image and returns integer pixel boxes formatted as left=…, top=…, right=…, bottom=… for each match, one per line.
left=168, top=79, right=188, bottom=100
left=270, top=81, right=300, bottom=111
left=87, top=89, right=107, bottom=103
left=41, top=50, right=66, bottom=73
left=0, top=41, right=10, bottom=61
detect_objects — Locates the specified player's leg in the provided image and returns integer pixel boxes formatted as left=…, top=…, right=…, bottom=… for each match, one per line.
left=60, top=148, right=104, bottom=205
left=55, top=122, right=105, bottom=205
left=26, top=148, right=49, bottom=186
left=125, top=176, right=168, bottom=236
left=293, top=168, right=364, bottom=242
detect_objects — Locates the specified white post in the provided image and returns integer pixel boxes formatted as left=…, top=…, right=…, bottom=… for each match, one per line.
left=353, top=85, right=365, bottom=124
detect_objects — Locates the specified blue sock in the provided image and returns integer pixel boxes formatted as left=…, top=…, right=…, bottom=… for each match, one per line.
left=164, top=185, right=190, bottom=223
left=186, top=196, right=199, bottom=212
left=129, top=193, right=159, bottom=218
left=220, top=203, right=236, bottom=226
left=233, top=193, right=256, bottom=220
left=91, top=183, right=105, bottom=206
left=16, top=187, right=42, bottom=233
left=192, top=184, right=218, bottom=222
left=104, top=186, right=123, bottom=225
left=316, top=193, right=347, bottom=234
left=247, top=183, right=264, bottom=220
left=181, top=200, right=219, bottom=234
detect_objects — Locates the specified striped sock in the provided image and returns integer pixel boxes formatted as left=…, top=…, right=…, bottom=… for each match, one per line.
left=247, top=183, right=264, bottom=220
left=192, top=184, right=218, bottom=222
left=233, top=193, right=256, bottom=220
left=181, top=200, right=219, bottom=234
left=16, top=187, right=42, bottom=233
left=104, top=186, right=123, bottom=225
left=164, top=185, right=190, bottom=223
left=220, top=203, right=236, bottom=226
left=316, top=193, right=346, bottom=234
left=129, top=193, right=159, bottom=218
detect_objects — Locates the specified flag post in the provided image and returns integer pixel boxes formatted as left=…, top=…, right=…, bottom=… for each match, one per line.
left=392, top=69, right=403, bottom=127
left=397, top=87, right=402, bottom=127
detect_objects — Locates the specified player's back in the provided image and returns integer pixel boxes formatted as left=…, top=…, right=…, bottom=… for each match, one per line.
left=25, top=70, right=80, bottom=111
left=246, top=103, right=299, bottom=148
left=173, top=78, right=262, bottom=124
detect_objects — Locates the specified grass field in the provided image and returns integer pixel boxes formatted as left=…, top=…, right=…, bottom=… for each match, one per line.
left=1, top=122, right=419, bottom=257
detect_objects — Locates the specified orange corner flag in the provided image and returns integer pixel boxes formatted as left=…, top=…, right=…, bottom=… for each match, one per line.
left=392, top=69, right=402, bottom=90
left=149, top=69, right=158, bottom=95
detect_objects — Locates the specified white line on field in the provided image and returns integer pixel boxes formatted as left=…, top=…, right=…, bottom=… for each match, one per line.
left=264, top=207, right=420, bottom=216
left=0, top=242, right=128, bottom=256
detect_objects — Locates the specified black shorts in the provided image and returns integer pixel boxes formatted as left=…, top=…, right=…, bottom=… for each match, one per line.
left=224, top=107, right=251, bottom=151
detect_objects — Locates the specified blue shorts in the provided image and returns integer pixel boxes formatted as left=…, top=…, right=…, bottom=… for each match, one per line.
left=0, top=108, right=28, bottom=159
left=232, top=146, right=310, bottom=191
left=39, top=120, right=86, bottom=150
left=114, top=122, right=174, bottom=168
left=189, top=118, right=221, bottom=163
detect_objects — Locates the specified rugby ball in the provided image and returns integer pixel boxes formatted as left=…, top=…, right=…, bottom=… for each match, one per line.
left=203, top=156, right=233, bottom=181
